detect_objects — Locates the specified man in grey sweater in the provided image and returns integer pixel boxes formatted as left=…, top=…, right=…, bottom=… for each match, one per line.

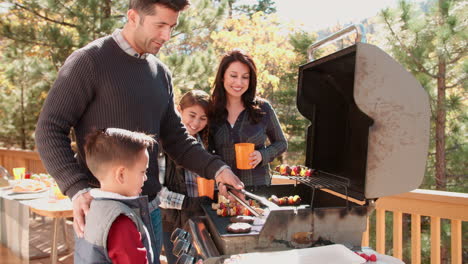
left=35, top=0, right=243, bottom=262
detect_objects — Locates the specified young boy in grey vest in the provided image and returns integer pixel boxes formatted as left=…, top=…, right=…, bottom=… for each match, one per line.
left=74, top=128, right=157, bottom=264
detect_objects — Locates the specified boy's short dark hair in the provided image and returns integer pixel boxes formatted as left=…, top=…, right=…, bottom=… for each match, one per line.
left=129, top=0, right=190, bottom=15
left=84, top=128, right=156, bottom=178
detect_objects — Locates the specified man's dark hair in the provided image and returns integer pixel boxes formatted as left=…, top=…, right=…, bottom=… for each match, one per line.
left=84, top=128, right=156, bottom=176
left=129, top=0, right=190, bottom=15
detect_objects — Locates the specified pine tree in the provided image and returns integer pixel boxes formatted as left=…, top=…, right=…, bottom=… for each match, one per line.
left=283, top=30, right=318, bottom=163
left=159, top=0, right=229, bottom=97
left=0, top=0, right=125, bottom=69
left=380, top=0, right=467, bottom=191
left=233, top=0, right=277, bottom=17
left=0, top=0, right=231, bottom=147
left=0, top=42, right=55, bottom=149
left=0, top=0, right=126, bottom=149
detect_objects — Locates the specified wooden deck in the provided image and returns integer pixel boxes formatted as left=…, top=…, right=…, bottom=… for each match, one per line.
left=0, top=216, right=74, bottom=264
left=0, top=213, right=169, bottom=264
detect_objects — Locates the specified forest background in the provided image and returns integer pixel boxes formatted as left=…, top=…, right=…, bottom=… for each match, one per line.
left=0, top=0, right=466, bottom=262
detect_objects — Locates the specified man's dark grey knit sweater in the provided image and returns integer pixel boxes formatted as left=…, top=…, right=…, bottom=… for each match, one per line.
left=35, top=35, right=225, bottom=199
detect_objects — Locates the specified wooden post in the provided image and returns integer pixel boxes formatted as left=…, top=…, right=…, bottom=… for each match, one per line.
left=430, top=216, right=441, bottom=264
left=376, top=208, right=386, bottom=254
left=451, top=219, right=461, bottom=264
left=362, top=215, right=369, bottom=247
left=411, top=214, right=421, bottom=264
left=393, top=211, right=403, bottom=259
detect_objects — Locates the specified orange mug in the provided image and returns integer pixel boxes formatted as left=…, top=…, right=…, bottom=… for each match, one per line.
left=197, top=177, right=215, bottom=199
left=234, top=143, right=255, bottom=170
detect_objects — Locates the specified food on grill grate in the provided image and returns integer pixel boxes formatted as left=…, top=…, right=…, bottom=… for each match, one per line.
left=230, top=215, right=255, bottom=224
left=275, top=164, right=292, bottom=176
left=274, top=164, right=314, bottom=177
left=226, top=223, right=252, bottom=233
left=216, top=208, right=229, bottom=217
left=215, top=205, right=262, bottom=217
left=268, top=195, right=301, bottom=206
left=212, top=199, right=261, bottom=217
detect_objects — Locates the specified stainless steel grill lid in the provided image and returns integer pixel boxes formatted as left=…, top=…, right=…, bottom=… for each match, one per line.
left=298, top=38, right=430, bottom=200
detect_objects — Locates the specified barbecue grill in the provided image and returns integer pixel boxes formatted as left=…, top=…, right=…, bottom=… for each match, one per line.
left=180, top=24, right=430, bottom=263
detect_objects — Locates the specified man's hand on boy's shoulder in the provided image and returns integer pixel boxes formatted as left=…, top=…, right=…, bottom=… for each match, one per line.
left=72, top=191, right=93, bottom=237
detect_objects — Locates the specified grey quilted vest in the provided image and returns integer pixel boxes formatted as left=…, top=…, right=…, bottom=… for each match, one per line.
left=74, top=196, right=156, bottom=264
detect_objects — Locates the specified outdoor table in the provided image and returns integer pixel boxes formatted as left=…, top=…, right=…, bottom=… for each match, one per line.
left=0, top=187, right=72, bottom=264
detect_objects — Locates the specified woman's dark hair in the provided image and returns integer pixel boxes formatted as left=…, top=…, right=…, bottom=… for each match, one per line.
left=210, top=49, right=263, bottom=124
left=178, top=90, right=210, bottom=147
left=129, top=0, right=190, bottom=15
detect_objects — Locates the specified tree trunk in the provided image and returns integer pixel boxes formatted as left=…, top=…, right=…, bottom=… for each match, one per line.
left=20, top=71, right=26, bottom=150
left=435, top=0, right=447, bottom=190
left=103, top=0, right=111, bottom=18
left=435, top=58, right=447, bottom=190
left=228, top=0, right=235, bottom=17
left=436, top=5, right=449, bottom=264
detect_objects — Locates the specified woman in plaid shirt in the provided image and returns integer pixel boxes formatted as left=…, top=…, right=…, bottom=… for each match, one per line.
left=158, top=90, right=212, bottom=264
left=209, top=49, right=287, bottom=187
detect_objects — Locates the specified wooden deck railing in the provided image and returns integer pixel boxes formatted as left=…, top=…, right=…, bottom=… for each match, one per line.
left=362, top=189, right=468, bottom=264
left=1, top=149, right=466, bottom=263
left=0, top=148, right=46, bottom=175
left=272, top=176, right=466, bottom=263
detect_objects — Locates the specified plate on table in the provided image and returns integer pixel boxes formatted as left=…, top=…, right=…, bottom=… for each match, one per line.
left=4, top=189, right=48, bottom=200
left=10, top=179, right=47, bottom=194
left=10, top=188, right=48, bottom=194
left=0, top=186, right=12, bottom=191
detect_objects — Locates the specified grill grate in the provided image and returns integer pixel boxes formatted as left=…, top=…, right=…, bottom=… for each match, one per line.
left=284, top=170, right=350, bottom=208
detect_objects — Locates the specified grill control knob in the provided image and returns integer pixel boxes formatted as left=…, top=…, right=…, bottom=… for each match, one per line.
left=171, top=227, right=192, bottom=243
left=176, top=253, right=196, bottom=264
left=173, top=238, right=197, bottom=258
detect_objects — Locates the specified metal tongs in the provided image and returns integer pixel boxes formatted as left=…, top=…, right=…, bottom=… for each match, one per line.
left=225, top=184, right=279, bottom=218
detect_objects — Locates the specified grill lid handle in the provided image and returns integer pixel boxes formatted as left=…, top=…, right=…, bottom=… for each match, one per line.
left=307, top=24, right=367, bottom=61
